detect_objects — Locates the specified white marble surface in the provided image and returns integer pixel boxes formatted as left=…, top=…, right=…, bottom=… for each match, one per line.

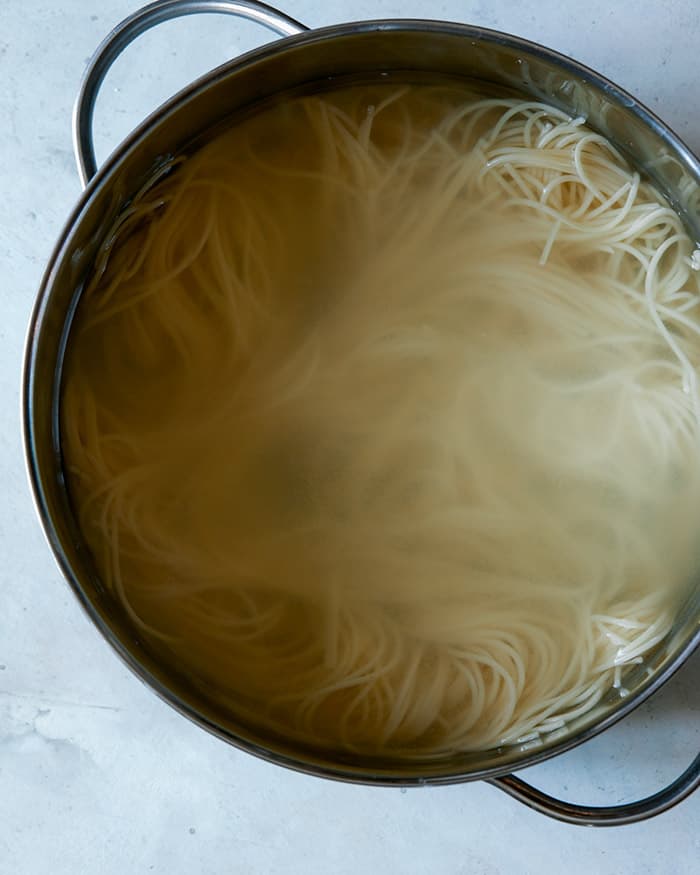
left=2, top=1, right=699, bottom=871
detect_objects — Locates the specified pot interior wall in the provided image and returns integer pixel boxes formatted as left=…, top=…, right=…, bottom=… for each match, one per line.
left=25, top=23, right=700, bottom=783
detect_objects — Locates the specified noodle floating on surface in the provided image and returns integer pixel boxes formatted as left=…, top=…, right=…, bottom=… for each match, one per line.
left=61, top=85, right=700, bottom=756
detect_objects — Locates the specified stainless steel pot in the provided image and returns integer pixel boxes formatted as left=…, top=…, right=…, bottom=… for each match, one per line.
left=23, top=0, right=700, bottom=826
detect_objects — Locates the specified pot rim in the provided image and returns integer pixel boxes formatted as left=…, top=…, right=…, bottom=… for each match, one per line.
left=23, top=16, right=700, bottom=788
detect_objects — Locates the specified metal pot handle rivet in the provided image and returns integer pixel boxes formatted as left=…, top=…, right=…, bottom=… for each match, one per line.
left=488, top=751, right=700, bottom=826
left=72, top=0, right=308, bottom=188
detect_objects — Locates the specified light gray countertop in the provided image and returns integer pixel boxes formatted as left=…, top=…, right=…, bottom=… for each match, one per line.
left=2, top=2, right=698, bottom=872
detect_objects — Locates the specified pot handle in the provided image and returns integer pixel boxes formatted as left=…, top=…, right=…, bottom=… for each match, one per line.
left=73, top=0, right=309, bottom=188
left=488, top=752, right=700, bottom=826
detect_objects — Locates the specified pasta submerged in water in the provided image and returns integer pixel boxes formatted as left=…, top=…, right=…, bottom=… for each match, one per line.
left=62, top=84, right=700, bottom=756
